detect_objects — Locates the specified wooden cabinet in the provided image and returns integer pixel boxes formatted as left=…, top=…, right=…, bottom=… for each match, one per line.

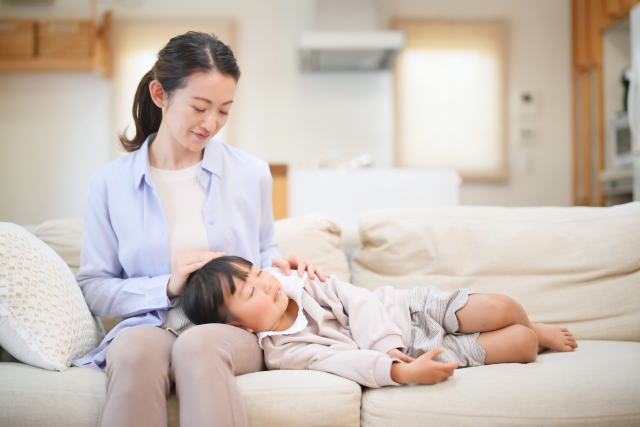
left=572, top=0, right=638, bottom=205
left=0, top=20, right=36, bottom=56
left=269, top=165, right=288, bottom=220
left=38, top=21, right=95, bottom=57
left=0, top=12, right=111, bottom=77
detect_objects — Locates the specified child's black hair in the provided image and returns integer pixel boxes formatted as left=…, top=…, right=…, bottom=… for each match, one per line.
left=181, top=255, right=253, bottom=325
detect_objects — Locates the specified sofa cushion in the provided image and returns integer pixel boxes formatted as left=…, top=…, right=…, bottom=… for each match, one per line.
left=274, top=214, right=351, bottom=282
left=0, top=223, right=105, bottom=371
left=361, top=340, right=640, bottom=427
left=0, top=363, right=361, bottom=427
left=0, top=362, right=106, bottom=427
left=238, top=370, right=361, bottom=427
left=33, top=219, right=83, bottom=275
left=351, top=202, right=640, bottom=341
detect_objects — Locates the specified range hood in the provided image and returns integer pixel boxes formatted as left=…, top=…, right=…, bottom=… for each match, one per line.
left=298, top=30, right=405, bottom=71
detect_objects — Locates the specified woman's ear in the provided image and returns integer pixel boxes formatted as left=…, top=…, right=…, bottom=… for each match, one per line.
left=149, top=80, right=166, bottom=108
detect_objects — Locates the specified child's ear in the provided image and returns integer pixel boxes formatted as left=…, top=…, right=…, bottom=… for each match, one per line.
left=227, top=322, right=254, bottom=334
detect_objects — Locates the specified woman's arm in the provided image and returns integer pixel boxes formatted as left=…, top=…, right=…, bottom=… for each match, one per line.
left=75, top=174, right=178, bottom=319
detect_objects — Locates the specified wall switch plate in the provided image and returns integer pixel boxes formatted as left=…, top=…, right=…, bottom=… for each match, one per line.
left=519, top=126, right=537, bottom=146
left=514, top=90, right=540, bottom=117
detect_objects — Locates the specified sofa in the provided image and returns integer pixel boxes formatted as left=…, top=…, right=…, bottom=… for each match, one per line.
left=1, top=202, right=639, bottom=427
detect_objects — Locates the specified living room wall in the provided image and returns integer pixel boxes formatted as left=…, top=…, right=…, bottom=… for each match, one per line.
left=0, top=0, right=572, bottom=225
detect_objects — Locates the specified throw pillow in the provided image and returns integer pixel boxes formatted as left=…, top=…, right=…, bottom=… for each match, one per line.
left=273, top=214, right=351, bottom=282
left=0, top=222, right=105, bottom=371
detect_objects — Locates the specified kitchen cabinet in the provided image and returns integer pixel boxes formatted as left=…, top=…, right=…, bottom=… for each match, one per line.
left=0, top=12, right=111, bottom=77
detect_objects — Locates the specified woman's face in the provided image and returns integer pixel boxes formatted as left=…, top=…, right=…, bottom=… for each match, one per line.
left=154, top=70, right=237, bottom=151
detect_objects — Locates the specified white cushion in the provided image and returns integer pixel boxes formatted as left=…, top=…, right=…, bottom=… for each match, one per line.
left=238, top=370, right=361, bottom=427
left=361, top=340, right=640, bottom=426
left=351, top=202, right=640, bottom=341
left=0, top=223, right=104, bottom=371
left=274, top=214, right=351, bottom=282
left=33, top=219, right=83, bottom=275
left=0, top=364, right=361, bottom=427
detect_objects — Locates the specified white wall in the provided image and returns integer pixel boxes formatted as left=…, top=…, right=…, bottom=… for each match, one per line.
left=0, top=0, right=572, bottom=225
left=391, top=0, right=572, bottom=207
left=0, top=74, right=111, bottom=224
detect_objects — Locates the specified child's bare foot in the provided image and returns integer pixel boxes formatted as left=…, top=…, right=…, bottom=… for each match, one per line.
left=531, top=323, right=578, bottom=353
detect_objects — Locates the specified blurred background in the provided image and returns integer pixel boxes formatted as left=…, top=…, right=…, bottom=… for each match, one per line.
left=0, top=0, right=638, bottom=226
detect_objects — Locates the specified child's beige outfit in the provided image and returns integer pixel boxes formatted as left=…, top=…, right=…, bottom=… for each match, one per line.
left=258, top=268, right=486, bottom=389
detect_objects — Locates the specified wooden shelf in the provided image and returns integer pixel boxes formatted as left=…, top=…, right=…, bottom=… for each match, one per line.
left=0, top=12, right=112, bottom=77
left=0, top=56, right=94, bottom=72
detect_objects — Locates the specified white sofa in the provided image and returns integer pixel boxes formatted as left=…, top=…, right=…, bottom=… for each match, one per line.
left=1, top=203, right=639, bottom=427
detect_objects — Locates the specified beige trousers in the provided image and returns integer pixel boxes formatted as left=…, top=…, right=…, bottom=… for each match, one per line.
left=100, top=323, right=264, bottom=427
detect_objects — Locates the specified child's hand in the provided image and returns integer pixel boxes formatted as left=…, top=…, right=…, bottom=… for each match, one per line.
left=390, top=348, right=458, bottom=385
left=387, top=348, right=414, bottom=363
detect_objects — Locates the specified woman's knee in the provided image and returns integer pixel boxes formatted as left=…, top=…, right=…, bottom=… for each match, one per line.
left=171, top=324, right=262, bottom=376
left=509, top=325, right=538, bottom=363
left=173, top=324, right=235, bottom=360
left=108, top=325, right=174, bottom=373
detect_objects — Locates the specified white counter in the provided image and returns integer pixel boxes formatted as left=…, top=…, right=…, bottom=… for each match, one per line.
left=288, top=168, right=461, bottom=225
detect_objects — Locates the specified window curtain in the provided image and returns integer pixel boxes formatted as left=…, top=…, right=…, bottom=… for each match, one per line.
left=395, top=21, right=508, bottom=180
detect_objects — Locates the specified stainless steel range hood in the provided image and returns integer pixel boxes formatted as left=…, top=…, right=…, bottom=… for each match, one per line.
left=298, top=30, right=405, bottom=71
left=298, top=0, right=405, bottom=72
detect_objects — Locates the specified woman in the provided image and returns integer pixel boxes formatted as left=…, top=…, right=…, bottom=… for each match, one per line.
left=72, top=31, right=326, bottom=427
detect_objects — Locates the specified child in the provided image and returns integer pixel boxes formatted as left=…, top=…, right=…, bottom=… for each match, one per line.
left=181, top=256, right=577, bottom=388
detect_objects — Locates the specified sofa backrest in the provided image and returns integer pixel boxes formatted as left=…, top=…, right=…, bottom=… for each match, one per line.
left=350, top=202, right=640, bottom=342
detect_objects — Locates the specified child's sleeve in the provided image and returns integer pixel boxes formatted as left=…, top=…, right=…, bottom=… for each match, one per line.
left=264, top=340, right=403, bottom=389
left=306, top=276, right=405, bottom=355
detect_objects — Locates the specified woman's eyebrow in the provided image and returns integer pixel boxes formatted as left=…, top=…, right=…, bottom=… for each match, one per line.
left=191, top=96, right=233, bottom=106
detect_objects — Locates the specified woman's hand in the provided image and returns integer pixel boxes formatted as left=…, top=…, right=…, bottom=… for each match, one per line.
left=271, top=254, right=328, bottom=282
left=387, top=348, right=414, bottom=363
left=167, top=250, right=226, bottom=298
left=390, top=348, right=458, bottom=385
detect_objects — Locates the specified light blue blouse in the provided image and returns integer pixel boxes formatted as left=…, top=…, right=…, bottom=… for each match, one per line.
left=72, top=133, right=281, bottom=371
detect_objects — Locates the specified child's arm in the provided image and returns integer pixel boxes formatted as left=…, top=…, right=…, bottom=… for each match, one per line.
left=265, top=340, right=403, bottom=388
left=389, top=348, right=459, bottom=385
left=306, top=276, right=405, bottom=355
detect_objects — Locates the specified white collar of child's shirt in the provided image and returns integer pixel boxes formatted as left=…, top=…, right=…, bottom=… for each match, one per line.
left=256, top=267, right=308, bottom=349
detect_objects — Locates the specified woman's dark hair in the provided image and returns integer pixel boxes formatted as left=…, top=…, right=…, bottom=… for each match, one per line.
left=182, top=256, right=253, bottom=325
left=119, top=31, right=241, bottom=152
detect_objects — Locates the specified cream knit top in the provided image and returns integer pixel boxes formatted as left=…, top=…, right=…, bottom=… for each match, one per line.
left=151, top=161, right=208, bottom=335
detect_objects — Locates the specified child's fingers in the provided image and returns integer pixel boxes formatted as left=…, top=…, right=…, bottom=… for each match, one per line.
left=423, top=348, right=445, bottom=360
left=399, top=354, right=415, bottom=363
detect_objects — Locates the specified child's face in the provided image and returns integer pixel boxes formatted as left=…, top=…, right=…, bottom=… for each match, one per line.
left=225, top=265, right=290, bottom=333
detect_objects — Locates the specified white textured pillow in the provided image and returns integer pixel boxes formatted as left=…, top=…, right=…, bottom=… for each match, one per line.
left=0, top=222, right=105, bottom=371
left=274, top=214, right=351, bottom=282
